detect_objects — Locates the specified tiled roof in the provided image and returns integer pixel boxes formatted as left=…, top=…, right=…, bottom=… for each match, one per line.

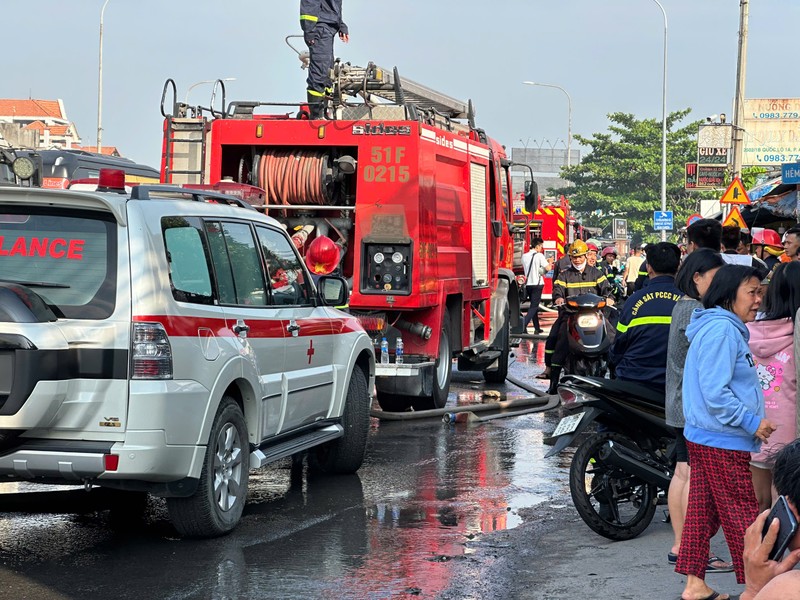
left=24, top=122, right=71, bottom=136
left=0, top=99, right=65, bottom=119
left=75, top=146, right=120, bottom=156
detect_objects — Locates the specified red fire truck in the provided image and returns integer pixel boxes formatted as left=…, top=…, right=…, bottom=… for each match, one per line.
left=512, top=194, right=581, bottom=299
left=158, top=66, right=533, bottom=412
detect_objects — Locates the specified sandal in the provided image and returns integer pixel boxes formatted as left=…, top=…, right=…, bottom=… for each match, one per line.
left=668, top=552, right=734, bottom=573
left=535, top=372, right=550, bottom=380
left=706, top=555, right=734, bottom=573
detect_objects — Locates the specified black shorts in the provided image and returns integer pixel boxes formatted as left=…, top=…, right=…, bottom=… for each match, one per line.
left=675, top=428, right=688, bottom=463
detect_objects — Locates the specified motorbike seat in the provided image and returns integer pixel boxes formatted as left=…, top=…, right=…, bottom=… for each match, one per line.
left=563, top=375, right=665, bottom=408
left=599, top=378, right=665, bottom=408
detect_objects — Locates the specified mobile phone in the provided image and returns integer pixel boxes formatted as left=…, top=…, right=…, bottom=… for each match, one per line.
left=761, top=495, right=799, bottom=561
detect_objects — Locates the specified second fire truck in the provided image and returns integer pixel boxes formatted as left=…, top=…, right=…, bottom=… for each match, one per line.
left=159, top=64, right=533, bottom=412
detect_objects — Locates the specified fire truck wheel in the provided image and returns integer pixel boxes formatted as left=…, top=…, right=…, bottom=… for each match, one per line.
left=412, top=309, right=452, bottom=410
left=310, top=367, right=370, bottom=474
left=483, top=302, right=510, bottom=384
left=166, top=396, right=249, bottom=538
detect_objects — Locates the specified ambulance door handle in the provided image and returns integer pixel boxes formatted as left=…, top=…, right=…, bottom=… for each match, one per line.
left=233, top=319, right=250, bottom=337
left=287, top=320, right=301, bottom=337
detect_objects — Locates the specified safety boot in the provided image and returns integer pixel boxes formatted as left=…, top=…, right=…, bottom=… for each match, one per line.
left=547, top=366, right=562, bottom=396
left=306, top=91, right=325, bottom=120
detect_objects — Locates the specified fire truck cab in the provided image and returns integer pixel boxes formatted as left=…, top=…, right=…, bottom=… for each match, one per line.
left=159, top=65, right=533, bottom=411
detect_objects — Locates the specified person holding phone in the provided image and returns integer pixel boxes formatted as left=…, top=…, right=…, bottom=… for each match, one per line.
left=741, top=439, right=800, bottom=599
left=676, top=265, right=776, bottom=600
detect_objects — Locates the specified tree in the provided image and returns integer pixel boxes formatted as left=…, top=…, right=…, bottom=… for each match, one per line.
left=553, top=109, right=711, bottom=244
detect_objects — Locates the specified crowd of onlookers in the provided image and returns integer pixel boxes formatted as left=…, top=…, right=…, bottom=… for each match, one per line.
left=609, top=220, right=800, bottom=600
left=522, top=221, right=800, bottom=598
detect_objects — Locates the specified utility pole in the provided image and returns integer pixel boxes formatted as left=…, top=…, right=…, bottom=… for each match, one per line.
left=731, top=0, right=749, bottom=182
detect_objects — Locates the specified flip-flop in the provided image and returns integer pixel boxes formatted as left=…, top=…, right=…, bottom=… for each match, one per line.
left=668, top=553, right=734, bottom=573
left=706, top=555, right=734, bottom=573
left=679, top=592, right=729, bottom=600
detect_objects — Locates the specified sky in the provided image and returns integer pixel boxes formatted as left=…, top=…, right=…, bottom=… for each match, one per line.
left=5, top=0, right=800, bottom=169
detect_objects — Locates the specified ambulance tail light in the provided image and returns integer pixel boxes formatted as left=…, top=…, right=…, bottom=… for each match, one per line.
left=131, top=323, right=173, bottom=379
left=104, top=454, right=120, bottom=472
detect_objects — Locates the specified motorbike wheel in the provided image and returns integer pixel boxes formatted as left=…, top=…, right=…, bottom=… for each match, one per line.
left=569, top=432, right=658, bottom=541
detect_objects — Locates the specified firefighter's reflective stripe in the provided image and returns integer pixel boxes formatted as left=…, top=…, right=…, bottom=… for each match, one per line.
left=553, top=277, right=607, bottom=289
left=307, top=89, right=325, bottom=97
left=616, top=315, right=672, bottom=333
left=300, top=14, right=319, bottom=21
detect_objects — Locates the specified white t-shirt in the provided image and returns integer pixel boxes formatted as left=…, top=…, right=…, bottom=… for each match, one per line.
left=522, top=250, right=548, bottom=286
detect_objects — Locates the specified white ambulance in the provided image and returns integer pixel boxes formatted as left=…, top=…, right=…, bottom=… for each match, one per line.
left=0, top=173, right=374, bottom=537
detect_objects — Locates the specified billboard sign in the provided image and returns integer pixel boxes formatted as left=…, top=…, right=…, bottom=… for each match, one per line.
left=697, top=124, right=732, bottom=166
left=686, top=163, right=726, bottom=189
left=613, top=218, right=627, bottom=240
left=742, top=98, right=800, bottom=166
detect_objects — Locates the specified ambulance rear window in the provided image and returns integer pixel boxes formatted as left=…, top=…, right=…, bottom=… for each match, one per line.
left=0, top=207, right=117, bottom=319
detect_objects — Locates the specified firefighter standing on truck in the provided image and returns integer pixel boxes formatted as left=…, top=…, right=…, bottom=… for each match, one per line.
left=300, top=0, right=349, bottom=119
left=548, top=240, right=613, bottom=394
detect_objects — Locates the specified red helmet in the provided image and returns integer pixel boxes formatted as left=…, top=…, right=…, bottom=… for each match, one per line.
left=752, top=228, right=782, bottom=249
left=586, top=243, right=599, bottom=252
left=601, top=246, right=617, bottom=258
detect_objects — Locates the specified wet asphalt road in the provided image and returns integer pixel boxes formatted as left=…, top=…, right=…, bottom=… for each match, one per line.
left=0, top=337, right=749, bottom=599
left=0, top=336, right=572, bottom=600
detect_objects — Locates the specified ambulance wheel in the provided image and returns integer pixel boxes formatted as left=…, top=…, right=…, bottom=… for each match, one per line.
left=310, top=367, right=370, bottom=474
left=166, top=396, right=249, bottom=538
left=412, top=310, right=452, bottom=411
left=483, top=303, right=510, bottom=384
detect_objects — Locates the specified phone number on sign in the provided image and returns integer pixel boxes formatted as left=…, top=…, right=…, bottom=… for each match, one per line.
left=754, top=154, right=800, bottom=163
left=752, top=112, right=800, bottom=119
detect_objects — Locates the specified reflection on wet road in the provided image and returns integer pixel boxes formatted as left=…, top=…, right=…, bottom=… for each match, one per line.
left=0, top=339, right=571, bottom=599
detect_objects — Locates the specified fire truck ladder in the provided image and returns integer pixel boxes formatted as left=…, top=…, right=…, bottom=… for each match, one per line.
left=160, top=78, right=209, bottom=185
left=333, top=62, right=476, bottom=128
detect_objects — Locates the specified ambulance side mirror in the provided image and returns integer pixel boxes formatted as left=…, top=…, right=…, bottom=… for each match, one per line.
left=317, top=275, right=349, bottom=307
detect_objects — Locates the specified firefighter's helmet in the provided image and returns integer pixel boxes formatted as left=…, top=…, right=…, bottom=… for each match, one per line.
left=601, top=246, right=617, bottom=258
left=569, top=240, right=589, bottom=257
left=752, top=228, right=782, bottom=249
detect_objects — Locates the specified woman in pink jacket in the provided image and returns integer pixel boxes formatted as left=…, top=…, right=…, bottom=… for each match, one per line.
left=747, top=261, right=800, bottom=512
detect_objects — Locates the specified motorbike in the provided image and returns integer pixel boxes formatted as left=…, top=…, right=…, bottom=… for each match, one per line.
left=545, top=374, right=676, bottom=540
left=559, top=293, right=615, bottom=378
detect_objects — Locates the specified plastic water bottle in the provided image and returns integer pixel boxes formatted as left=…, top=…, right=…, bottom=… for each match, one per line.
left=380, top=337, right=389, bottom=364
left=395, top=337, right=404, bottom=364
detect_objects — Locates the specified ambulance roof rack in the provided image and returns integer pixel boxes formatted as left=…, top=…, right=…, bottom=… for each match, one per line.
left=130, top=184, right=256, bottom=210
left=333, top=61, right=474, bottom=124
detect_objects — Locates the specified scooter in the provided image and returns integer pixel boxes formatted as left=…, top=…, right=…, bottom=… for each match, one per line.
left=560, top=293, right=615, bottom=378
left=545, top=374, right=676, bottom=541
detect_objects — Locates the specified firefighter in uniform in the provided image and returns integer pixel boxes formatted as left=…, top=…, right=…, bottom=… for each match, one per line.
left=608, top=242, right=682, bottom=393
left=548, top=240, right=613, bottom=394
left=300, top=0, right=349, bottom=119
left=537, top=243, right=577, bottom=382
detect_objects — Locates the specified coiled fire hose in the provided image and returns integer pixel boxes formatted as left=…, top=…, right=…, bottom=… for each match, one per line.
left=252, top=149, right=331, bottom=206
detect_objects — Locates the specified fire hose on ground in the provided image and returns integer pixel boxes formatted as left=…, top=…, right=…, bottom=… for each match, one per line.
left=369, top=372, right=559, bottom=423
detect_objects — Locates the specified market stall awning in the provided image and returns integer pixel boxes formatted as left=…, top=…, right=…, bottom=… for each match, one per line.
left=741, top=177, right=798, bottom=227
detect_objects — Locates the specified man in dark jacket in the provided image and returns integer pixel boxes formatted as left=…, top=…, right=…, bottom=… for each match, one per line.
left=548, top=240, right=613, bottom=394
left=609, top=242, right=681, bottom=392
left=300, top=0, right=349, bottom=119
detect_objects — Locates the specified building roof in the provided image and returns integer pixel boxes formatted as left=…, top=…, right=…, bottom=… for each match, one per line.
left=74, top=145, right=120, bottom=156
left=0, top=99, right=65, bottom=119
left=24, top=121, right=71, bottom=136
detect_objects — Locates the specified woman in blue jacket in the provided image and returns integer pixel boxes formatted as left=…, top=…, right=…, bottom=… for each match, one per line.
left=675, top=264, right=777, bottom=600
